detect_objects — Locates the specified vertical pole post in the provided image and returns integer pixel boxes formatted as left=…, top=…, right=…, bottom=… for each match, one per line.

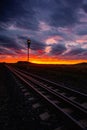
left=27, top=39, right=31, bottom=62
left=28, top=44, right=29, bottom=62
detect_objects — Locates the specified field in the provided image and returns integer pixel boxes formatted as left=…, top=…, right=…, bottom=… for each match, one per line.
left=12, top=62, right=87, bottom=94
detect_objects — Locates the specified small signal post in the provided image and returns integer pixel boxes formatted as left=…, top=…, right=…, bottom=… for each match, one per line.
left=27, top=39, right=31, bottom=62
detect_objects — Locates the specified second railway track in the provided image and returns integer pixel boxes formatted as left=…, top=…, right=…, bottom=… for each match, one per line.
left=6, top=65, right=87, bottom=130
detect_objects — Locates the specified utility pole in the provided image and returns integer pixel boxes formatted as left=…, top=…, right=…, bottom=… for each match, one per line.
left=27, top=39, right=31, bottom=62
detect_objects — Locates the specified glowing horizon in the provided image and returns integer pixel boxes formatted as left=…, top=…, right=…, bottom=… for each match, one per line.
left=0, top=0, right=87, bottom=64
left=0, top=55, right=87, bottom=65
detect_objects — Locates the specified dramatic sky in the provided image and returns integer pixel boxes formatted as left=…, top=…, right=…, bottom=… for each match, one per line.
left=0, top=0, right=87, bottom=64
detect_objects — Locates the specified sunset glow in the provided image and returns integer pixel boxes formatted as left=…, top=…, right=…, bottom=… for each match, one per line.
left=0, top=53, right=87, bottom=65
left=0, top=0, right=87, bottom=64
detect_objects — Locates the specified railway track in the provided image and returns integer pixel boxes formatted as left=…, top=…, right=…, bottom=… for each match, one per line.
left=17, top=67, right=87, bottom=110
left=6, top=65, right=87, bottom=130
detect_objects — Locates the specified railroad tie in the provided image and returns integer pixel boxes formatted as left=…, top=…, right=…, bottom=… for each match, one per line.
left=32, top=103, right=40, bottom=109
left=81, top=102, right=87, bottom=109
left=39, top=112, right=50, bottom=120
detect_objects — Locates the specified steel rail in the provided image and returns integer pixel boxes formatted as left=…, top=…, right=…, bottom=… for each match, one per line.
left=8, top=66, right=87, bottom=111
left=6, top=65, right=87, bottom=130
left=14, top=66, right=87, bottom=97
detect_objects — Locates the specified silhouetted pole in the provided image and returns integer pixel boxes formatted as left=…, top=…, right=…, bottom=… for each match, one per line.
left=27, top=39, right=31, bottom=62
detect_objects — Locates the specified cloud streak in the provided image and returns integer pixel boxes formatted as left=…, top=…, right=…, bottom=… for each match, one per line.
left=0, top=0, right=87, bottom=63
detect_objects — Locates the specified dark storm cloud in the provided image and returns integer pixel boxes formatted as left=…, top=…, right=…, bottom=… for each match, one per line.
left=66, top=48, right=87, bottom=56
left=15, top=17, right=39, bottom=31
left=30, top=40, right=46, bottom=51
left=0, top=0, right=87, bottom=61
left=49, top=0, right=83, bottom=27
left=18, top=35, right=46, bottom=51
left=50, top=43, right=66, bottom=55
left=0, top=47, right=16, bottom=55
left=82, top=2, right=87, bottom=13
left=0, top=0, right=86, bottom=31
left=0, top=35, right=22, bottom=49
left=62, top=0, right=83, bottom=8
left=0, top=0, right=39, bottom=31
left=18, top=36, right=29, bottom=40
left=74, top=13, right=87, bottom=36
left=50, top=8, right=76, bottom=27
left=76, top=28, right=87, bottom=35
left=0, top=0, right=26, bottom=22
left=0, top=48, right=5, bottom=54
left=0, top=26, right=6, bottom=31
left=0, top=0, right=84, bottom=31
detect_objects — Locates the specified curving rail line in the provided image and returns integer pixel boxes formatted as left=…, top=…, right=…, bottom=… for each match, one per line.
left=6, top=65, right=87, bottom=130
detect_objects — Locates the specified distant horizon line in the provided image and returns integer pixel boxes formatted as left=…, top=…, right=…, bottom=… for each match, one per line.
left=0, top=61, right=87, bottom=65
